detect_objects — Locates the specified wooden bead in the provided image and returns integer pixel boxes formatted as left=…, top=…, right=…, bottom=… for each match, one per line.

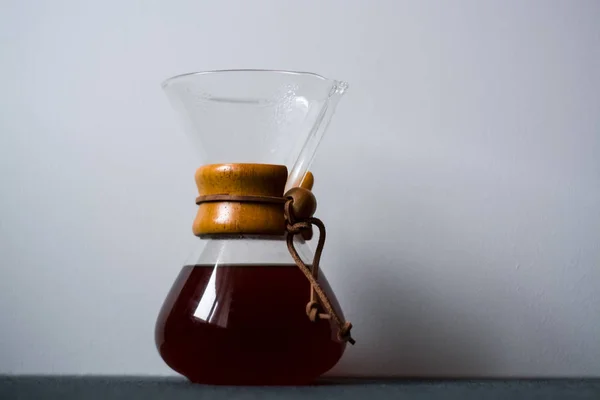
left=301, top=226, right=314, bottom=241
left=285, top=187, right=317, bottom=220
left=300, top=171, right=314, bottom=191
left=299, top=172, right=315, bottom=240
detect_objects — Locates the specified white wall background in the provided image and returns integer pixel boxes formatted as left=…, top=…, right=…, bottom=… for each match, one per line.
left=1, top=0, right=599, bottom=377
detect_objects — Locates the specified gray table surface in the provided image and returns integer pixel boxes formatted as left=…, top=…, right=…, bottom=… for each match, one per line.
left=1, top=376, right=599, bottom=399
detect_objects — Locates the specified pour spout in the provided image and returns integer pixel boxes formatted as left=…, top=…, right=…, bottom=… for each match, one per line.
left=285, top=80, right=348, bottom=192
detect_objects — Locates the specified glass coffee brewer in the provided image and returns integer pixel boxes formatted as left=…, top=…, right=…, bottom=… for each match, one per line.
left=155, top=70, right=354, bottom=385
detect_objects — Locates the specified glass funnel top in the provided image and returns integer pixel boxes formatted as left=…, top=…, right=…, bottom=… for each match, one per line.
left=163, top=70, right=347, bottom=189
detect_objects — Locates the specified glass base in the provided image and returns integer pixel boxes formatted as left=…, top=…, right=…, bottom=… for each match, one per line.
left=155, top=264, right=346, bottom=385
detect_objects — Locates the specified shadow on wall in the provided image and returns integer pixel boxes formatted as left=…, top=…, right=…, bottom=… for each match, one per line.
left=318, top=138, right=583, bottom=377
left=332, top=244, right=498, bottom=377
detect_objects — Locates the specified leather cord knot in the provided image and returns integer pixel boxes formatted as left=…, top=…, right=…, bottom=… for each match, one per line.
left=305, top=301, right=332, bottom=322
left=305, top=301, right=320, bottom=322
left=286, top=221, right=311, bottom=235
left=339, top=322, right=355, bottom=345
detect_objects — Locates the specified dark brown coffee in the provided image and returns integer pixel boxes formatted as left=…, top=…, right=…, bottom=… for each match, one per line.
left=155, top=264, right=346, bottom=385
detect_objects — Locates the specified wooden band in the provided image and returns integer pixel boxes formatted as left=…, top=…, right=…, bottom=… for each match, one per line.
left=192, top=163, right=315, bottom=237
left=193, top=163, right=288, bottom=236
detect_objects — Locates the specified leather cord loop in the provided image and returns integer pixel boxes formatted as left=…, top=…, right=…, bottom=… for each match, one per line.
left=284, top=198, right=355, bottom=345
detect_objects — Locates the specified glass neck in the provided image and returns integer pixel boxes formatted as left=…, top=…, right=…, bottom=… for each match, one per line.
left=185, top=236, right=313, bottom=266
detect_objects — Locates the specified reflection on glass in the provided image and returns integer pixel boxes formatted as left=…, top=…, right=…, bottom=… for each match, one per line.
left=193, top=266, right=217, bottom=322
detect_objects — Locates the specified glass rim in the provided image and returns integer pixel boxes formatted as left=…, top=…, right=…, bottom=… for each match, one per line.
left=161, top=69, right=339, bottom=88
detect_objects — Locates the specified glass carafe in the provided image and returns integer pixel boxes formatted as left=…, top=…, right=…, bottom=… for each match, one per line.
left=155, top=70, right=351, bottom=385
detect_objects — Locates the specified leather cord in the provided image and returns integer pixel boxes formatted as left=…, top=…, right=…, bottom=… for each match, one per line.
left=196, top=194, right=286, bottom=205
left=284, top=199, right=355, bottom=345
